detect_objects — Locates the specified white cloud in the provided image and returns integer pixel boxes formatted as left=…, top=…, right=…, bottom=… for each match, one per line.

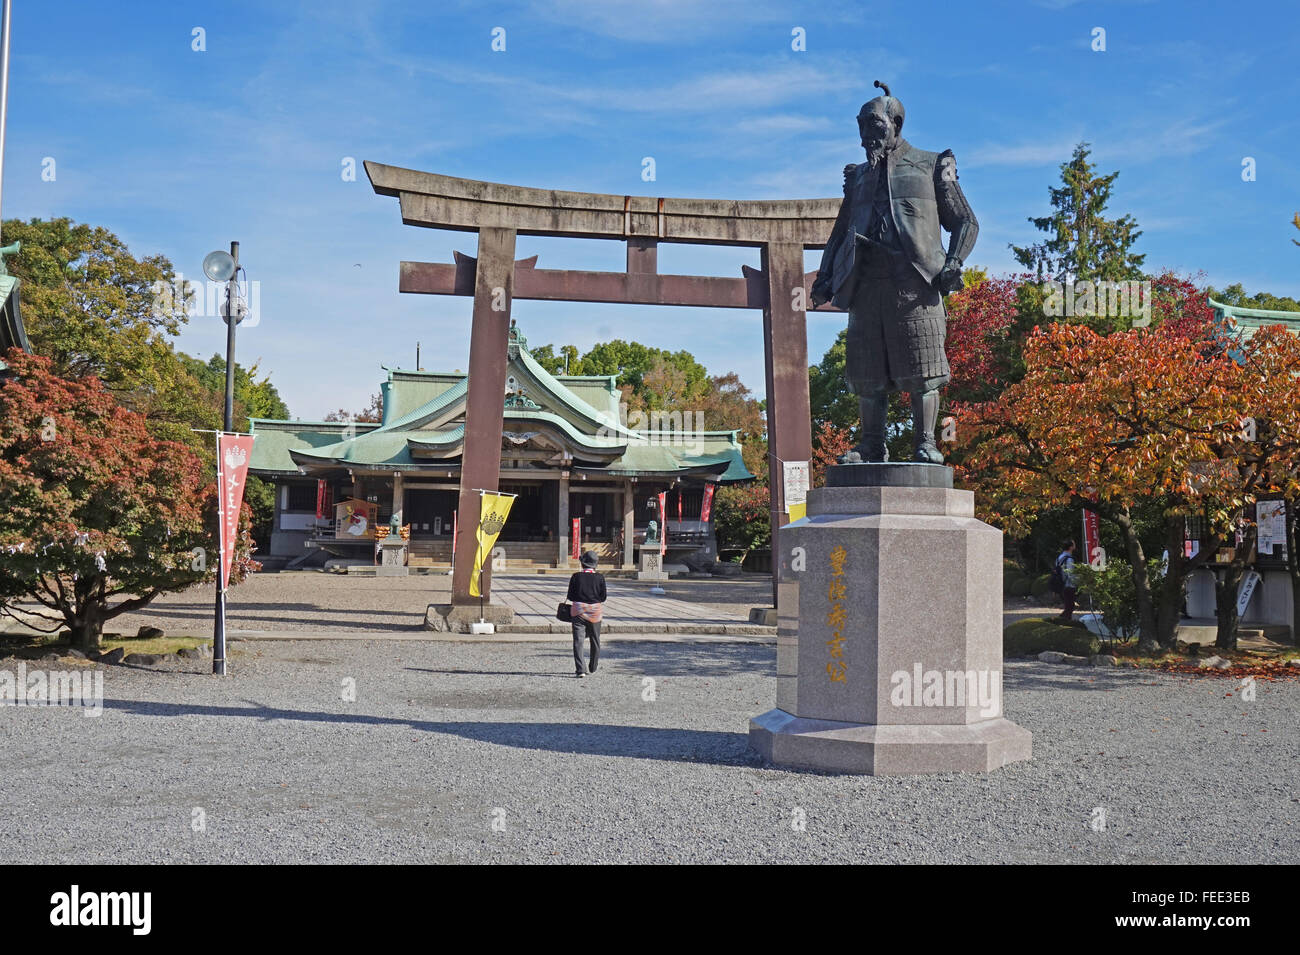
left=965, top=135, right=1084, bottom=168
left=730, top=114, right=835, bottom=135
left=524, top=0, right=803, bottom=43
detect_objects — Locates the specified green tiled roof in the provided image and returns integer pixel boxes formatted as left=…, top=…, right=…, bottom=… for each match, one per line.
left=250, top=341, right=752, bottom=482
left=675, top=446, right=753, bottom=481
left=381, top=370, right=464, bottom=423
left=291, top=428, right=423, bottom=468
left=513, top=346, right=638, bottom=437
left=0, top=275, right=29, bottom=372
left=1209, top=299, right=1300, bottom=324
left=405, top=424, right=465, bottom=449
left=1210, top=298, right=1300, bottom=342
left=383, top=377, right=467, bottom=430
left=1209, top=299, right=1300, bottom=363
left=248, top=419, right=381, bottom=473
left=553, top=373, right=620, bottom=417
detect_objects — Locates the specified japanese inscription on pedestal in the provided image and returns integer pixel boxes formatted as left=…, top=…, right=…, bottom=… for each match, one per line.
left=826, top=545, right=848, bottom=682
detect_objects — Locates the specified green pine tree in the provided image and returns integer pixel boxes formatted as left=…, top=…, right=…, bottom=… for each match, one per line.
left=1011, top=142, right=1145, bottom=282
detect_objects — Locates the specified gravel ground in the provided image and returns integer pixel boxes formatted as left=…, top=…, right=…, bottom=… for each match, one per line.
left=57, top=572, right=776, bottom=638
left=2, top=640, right=1297, bottom=864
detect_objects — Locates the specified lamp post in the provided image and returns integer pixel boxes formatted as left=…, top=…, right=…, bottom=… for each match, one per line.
left=0, top=0, right=13, bottom=242
left=203, top=242, right=244, bottom=675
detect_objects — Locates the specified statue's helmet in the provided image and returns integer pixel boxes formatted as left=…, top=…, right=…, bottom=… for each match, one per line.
left=857, top=80, right=904, bottom=141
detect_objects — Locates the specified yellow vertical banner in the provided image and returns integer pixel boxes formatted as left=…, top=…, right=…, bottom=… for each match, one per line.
left=470, top=490, right=516, bottom=597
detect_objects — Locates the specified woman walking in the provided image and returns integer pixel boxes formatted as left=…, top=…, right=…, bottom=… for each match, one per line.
left=567, top=551, right=606, bottom=678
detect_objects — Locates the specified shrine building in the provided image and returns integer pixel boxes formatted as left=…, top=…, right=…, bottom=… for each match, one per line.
left=0, top=262, right=29, bottom=377
left=247, top=325, right=751, bottom=570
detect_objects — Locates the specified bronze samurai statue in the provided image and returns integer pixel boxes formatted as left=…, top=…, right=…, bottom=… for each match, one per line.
left=811, top=81, right=978, bottom=465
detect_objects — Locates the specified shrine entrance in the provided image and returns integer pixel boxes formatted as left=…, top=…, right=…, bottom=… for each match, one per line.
left=365, top=162, right=842, bottom=605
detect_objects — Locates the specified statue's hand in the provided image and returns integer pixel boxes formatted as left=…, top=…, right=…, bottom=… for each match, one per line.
left=810, top=273, right=832, bottom=308
left=933, top=262, right=964, bottom=295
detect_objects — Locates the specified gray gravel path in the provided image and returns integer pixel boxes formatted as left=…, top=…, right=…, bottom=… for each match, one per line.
left=42, top=572, right=773, bottom=638
left=2, top=640, right=1297, bottom=864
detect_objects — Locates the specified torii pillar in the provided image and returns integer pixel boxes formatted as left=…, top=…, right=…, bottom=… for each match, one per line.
left=452, top=226, right=516, bottom=604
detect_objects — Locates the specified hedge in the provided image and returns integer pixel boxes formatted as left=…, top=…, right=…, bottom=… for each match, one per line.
left=1003, top=618, right=1099, bottom=658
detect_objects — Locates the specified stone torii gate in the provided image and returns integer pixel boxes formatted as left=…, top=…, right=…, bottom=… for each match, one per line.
left=365, top=161, right=841, bottom=606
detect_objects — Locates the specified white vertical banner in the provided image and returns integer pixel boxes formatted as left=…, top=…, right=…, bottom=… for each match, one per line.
left=1237, top=570, right=1262, bottom=617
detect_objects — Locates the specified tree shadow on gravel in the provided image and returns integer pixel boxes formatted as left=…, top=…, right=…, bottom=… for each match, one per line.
left=99, top=698, right=758, bottom=766
left=120, top=608, right=427, bottom=631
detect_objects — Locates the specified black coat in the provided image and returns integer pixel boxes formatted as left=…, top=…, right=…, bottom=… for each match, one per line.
left=567, top=571, right=606, bottom=604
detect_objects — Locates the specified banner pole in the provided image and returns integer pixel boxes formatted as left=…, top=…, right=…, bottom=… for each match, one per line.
left=212, top=431, right=227, bottom=676
left=478, top=490, right=485, bottom=621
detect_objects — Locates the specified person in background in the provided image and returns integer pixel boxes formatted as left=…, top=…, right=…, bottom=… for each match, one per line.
left=1054, top=540, right=1078, bottom=622
left=567, top=550, right=606, bottom=678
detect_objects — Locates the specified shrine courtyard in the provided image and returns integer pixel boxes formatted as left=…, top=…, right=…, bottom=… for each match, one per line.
left=99, top=571, right=777, bottom=639
left=2, top=579, right=1297, bottom=864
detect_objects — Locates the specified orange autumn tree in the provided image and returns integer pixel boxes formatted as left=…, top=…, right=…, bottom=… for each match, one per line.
left=811, top=420, right=853, bottom=486
left=955, top=321, right=1300, bottom=651
left=1211, top=325, right=1300, bottom=648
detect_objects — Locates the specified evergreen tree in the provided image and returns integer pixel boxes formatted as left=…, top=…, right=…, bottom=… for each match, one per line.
left=1011, top=143, right=1145, bottom=282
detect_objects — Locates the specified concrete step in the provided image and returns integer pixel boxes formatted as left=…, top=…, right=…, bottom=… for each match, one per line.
left=493, top=621, right=776, bottom=636
left=1176, top=621, right=1293, bottom=645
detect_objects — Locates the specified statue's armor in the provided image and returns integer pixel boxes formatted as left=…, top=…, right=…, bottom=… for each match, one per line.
left=817, top=139, right=978, bottom=395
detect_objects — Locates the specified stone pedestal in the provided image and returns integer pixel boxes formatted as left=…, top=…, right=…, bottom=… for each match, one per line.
left=637, top=548, right=667, bottom=581
left=749, top=468, right=1031, bottom=775
left=377, top=539, right=409, bottom=577
left=424, top=602, right=515, bottom=632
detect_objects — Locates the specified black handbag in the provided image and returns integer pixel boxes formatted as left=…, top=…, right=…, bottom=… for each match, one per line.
left=556, top=602, right=572, bottom=622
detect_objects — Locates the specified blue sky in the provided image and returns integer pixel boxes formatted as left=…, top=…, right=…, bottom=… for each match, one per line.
left=5, top=0, right=1298, bottom=419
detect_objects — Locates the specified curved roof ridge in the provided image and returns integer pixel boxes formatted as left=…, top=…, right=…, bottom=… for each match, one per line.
left=380, top=377, right=469, bottom=431
left=514, top=346, right=639, bottom=438
left=1209, top=298, right=1300, bottom=322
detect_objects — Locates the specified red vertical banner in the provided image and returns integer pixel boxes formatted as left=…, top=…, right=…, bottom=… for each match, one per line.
left=571, top=517, right=581, bottom=559
left=676, top=487, right=683, bottom=527
left=216, top=433, right=255, bottom=590
left=701, top=483, right=716, bottom=523
left=316, top=479, right=326, bottom=520
left=1082, top=506, right=1101, bottom=569
left=657, top=491, right=667, bottom=555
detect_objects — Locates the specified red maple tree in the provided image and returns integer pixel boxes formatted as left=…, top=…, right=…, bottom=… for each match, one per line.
left=0, top=351, right=258, bottom=648
left=943, top=274, right=1023, bottom=402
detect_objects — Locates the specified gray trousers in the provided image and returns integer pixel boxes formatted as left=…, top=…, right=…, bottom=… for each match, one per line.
left=572, top=618, right=600, bottom=674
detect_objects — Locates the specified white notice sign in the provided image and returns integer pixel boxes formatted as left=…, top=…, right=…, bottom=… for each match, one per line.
left=783, top=461, right=810, bottom=515
left=1256, top=501, right=1286, bottom=557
